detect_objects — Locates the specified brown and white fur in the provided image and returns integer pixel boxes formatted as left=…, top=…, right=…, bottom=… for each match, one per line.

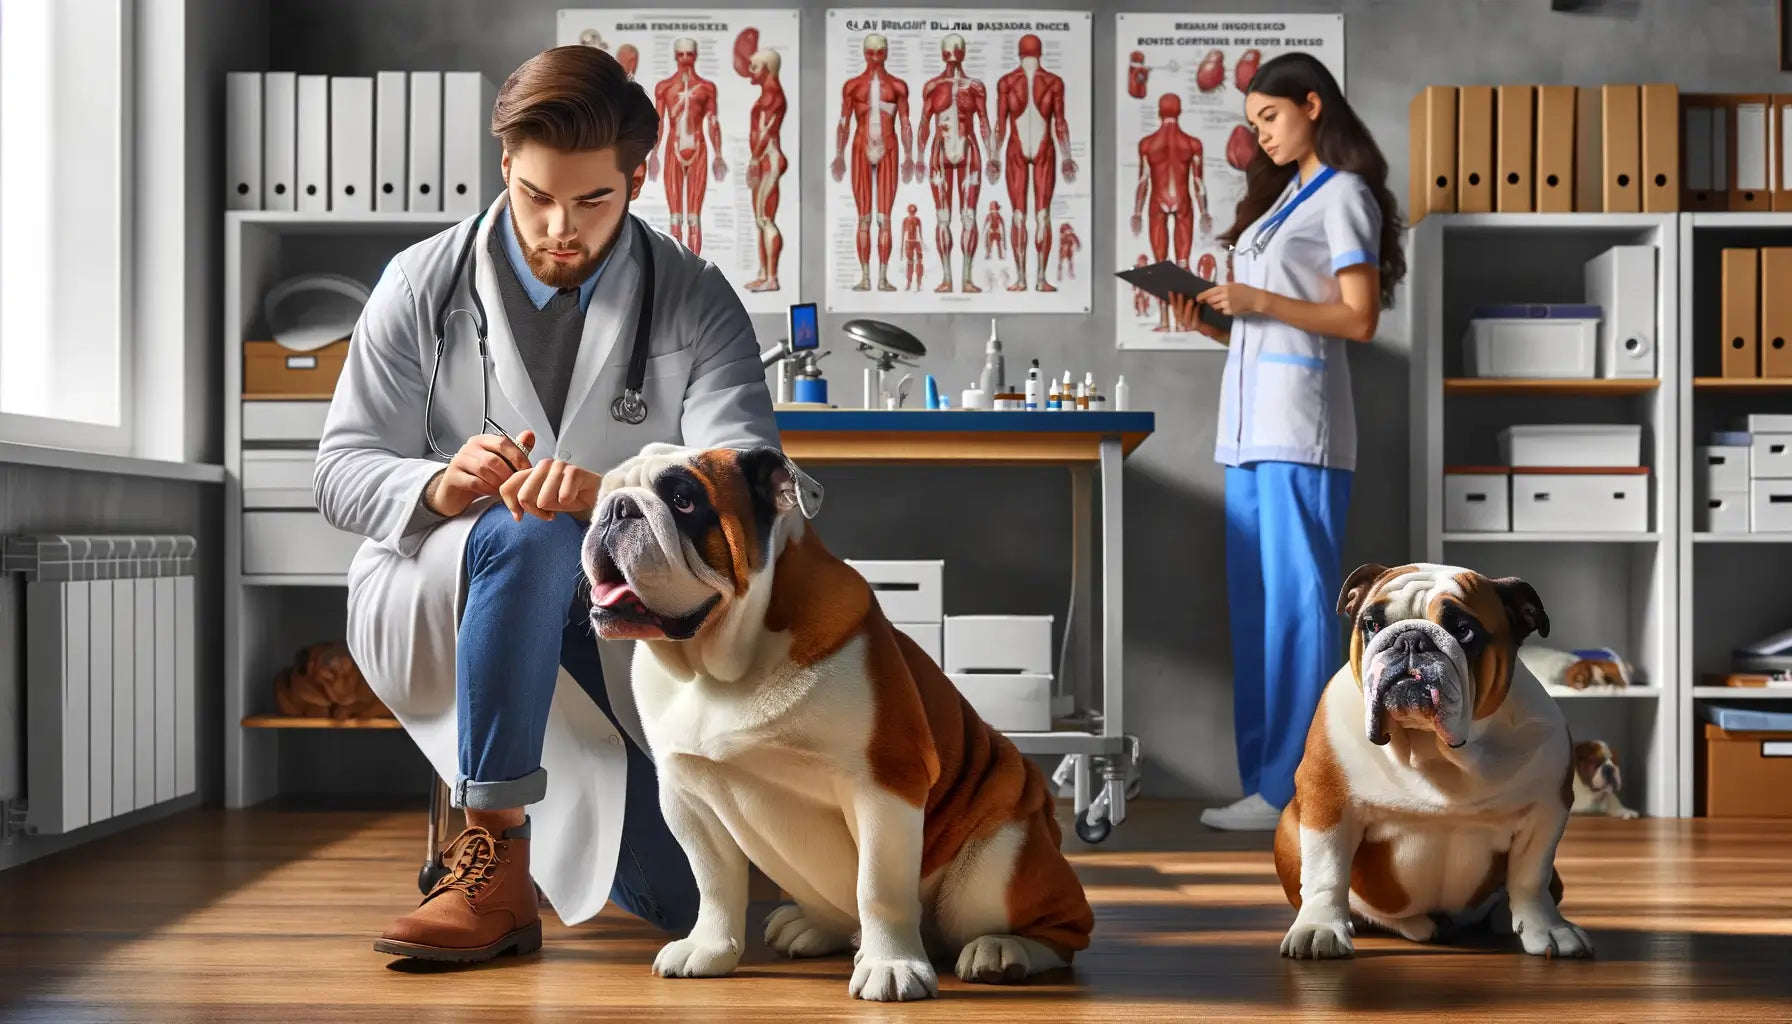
left=1274, top=562, right=1593, bottom=960
left=581, top=444, right=1093, bottom=1002
left=1571, top=740, right=1639, bottom=819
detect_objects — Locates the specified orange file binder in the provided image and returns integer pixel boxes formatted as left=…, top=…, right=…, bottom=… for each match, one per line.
left=1761, top=249, right=1792, bottom=377
left=1457, top=85, right=1494, bottom=213
left=1575, top=86, right=1604, bottom=211
left=1601, top=85, right=1641, bottom=213
left=1409, top=86, right=1457, bottom=222
left=1729, top=94, right=1773, bottom=211
left=1640, top=83, right=1679, bottom=212
left=1534, top=85, right=1575, bottom=212
left=1680, top=93, right=1728, bottom=210
left=1496, top=85, right=1534, bottom=212
left=1721, top=248, right=1760, bottom=379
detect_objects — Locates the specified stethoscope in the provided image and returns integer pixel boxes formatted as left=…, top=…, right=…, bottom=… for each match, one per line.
left=422, top=205, right=657, bottom=471
left=1229, top=164, right=1336, bottom=257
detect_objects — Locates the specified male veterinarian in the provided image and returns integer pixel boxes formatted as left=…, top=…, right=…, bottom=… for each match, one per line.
left=313, top=45, right=779, bottom=963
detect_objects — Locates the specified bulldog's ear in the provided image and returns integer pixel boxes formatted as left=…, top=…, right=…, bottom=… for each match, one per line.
left=738, top=446, right=823, bottom=520
left=1492, top=576, right=1549, bottom=641
left=1337, top=562, right=1388, bottom=618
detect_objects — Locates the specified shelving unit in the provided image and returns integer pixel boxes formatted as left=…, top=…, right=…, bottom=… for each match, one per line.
left=1408, top=212, right=1680, bottom=819
left=1674, top=211, right=1792, bottom=818
left=223, top=210, right=464, bottom=809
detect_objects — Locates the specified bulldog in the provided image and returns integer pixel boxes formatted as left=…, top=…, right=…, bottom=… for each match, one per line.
left=580, top=444, right=1094, bottom=1002
left=1571, top=740, right=1639, bottom=819
left=1274, top=562, right=1593, bottom=960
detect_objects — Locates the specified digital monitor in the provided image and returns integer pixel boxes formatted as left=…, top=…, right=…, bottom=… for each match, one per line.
left=788, top=302, right=819, bottom=351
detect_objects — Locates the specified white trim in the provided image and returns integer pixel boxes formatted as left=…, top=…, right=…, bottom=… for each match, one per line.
left=0, top=440, right=223, bottom=483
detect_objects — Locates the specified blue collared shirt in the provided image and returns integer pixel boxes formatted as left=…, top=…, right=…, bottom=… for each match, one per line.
left=497, top=202, right=608, bottom=313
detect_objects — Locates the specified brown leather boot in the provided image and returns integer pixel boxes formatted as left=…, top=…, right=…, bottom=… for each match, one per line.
left=373, top=816, right=542, bottom=962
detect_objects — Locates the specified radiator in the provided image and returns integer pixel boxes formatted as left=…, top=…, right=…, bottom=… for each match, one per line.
left=4, top=535, right=197, bottom=835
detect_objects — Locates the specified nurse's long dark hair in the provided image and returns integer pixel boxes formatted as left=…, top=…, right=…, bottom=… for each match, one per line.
left=1218, top=53, right=1407, bottom=309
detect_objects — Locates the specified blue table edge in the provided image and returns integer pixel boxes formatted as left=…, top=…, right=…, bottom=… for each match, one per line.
left=774, top=410, right=1156, bottom=434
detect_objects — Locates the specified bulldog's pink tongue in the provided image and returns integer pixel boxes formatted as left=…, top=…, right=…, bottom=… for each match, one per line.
left=592, top=580, right=639, bottom=609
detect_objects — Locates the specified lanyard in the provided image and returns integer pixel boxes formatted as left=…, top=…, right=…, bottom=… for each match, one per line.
left=1244, top=165, right=1335, bottom=255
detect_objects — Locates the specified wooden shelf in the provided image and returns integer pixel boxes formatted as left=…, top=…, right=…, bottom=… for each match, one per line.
left=1445, top=377, right=1659, bottom=396
left=1692, top=378, right=1792, bottom=391
left=241, top=715, right=402, bottom=730
left=1444, top=531, right=1660, bottom=543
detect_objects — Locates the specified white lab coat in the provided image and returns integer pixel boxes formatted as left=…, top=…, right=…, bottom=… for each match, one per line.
left=313, top=193, right=780, bottom=924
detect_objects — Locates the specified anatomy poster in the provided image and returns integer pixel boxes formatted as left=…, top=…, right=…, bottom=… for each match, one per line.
left=1113, top=13, right=1344, bottom=350
left=556, top=10, right=799, bottom=315
left=824, top=10, right=1092, bottom=314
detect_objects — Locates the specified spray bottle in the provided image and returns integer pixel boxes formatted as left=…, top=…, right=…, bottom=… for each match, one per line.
left=979, top=318, right=1005, bottom=398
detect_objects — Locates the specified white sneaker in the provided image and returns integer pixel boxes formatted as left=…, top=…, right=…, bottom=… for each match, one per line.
left=1199, top=792, right=1283, bottom=831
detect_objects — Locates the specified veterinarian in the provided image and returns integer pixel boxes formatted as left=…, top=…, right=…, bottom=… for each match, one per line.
left=1168, top=52, right=1406, bottom=831
left=313, top=45, right=779, bottom=962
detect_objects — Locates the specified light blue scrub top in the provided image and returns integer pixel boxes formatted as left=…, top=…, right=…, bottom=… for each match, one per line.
left=1214, top=167, right=1381, bottom=471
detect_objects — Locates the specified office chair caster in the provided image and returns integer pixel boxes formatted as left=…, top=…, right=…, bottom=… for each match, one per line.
left=1074, top=807, right=1112, bottom=844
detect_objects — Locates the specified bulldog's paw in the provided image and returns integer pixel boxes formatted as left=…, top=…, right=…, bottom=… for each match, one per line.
left=1511, top=906, right=1595, bottom=959
left=652, top=936, right=742, bottom=978
left=955, top=934, right=1064, bottom=984
left=1280, top=913, right=1355, bottom=959
left=764, top=904, right=852, bottom=959
left=849, top=953, right=939, bottom=1001
left=1613, top=806, right=1640, bottom=820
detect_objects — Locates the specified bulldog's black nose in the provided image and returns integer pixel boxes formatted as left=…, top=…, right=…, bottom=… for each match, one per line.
left=610, top=494, right=644, bottom=521
left=1599, top=764, right=1617, bottom=783
left=1393, top=630, right=1434, bottom=658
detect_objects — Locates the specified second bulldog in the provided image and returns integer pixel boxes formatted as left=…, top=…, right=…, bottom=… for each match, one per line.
left=580, top=444, right=1094, bottom=1002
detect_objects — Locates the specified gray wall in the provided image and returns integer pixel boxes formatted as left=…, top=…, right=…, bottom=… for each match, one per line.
left=262, top=0, right=1792, bottom=800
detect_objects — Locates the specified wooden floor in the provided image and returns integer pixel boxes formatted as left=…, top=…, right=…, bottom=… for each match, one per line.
left=2, top=801, right=1790, bottom=1022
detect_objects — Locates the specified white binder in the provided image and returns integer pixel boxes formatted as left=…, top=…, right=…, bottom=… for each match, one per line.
left=375, top=71, right=408, bottom=212
left=225, top=71, right=262, bottom=210
left=330, top=77, right=373, bottom=213
left=262, top=72, right=297, bottom=211
left=442, top=72, right=498, bottom=215
left=296, top=74, right=331, bottom=212
left=407, top=71, right=443, bottom=213
left=1584, top=245, right=1658, bottom=378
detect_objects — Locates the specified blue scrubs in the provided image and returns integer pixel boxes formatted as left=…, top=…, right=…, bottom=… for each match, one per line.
left=1214, top=166, right=1380, bottom=808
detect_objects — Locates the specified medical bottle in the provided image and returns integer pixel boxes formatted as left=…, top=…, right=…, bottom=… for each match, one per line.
left=1060, top=371, right=1075, bottom=411
left=1025, top=360, right=1042, bottom=410
left=1046, top=375, right=1061, bottom=410
left=1114, top=375, right=1130, bottom=411
left=979, top=318, right=1005, bottom=397
left=1085, top=372, right=1105, bottom=411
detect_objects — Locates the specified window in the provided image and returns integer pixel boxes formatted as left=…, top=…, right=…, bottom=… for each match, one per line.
left=0, top=0, right=133, bottom=453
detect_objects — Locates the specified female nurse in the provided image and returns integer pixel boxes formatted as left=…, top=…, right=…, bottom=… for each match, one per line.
left=1170, top=52, right=1407, bottom=830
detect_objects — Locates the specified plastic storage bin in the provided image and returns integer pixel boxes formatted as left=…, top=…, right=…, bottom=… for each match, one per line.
left=1443, top=469, right=1510, bottom=532
left=242, top=400, right=331, bottom=441
left=241, top=511, right=364, bottom=575
left=1696, top=445, right=1751, bottom=493
left=1750, top=479, right=1792, bottom=532
left=1460, top=304, right=1600, bottom=378
left=845, top=559, right=944, bottom=623
left=948, top=672, right=1052, bottom=732
left=1698, top=492, right=1750, bottom=533
left=943, top=615, right=1054, bottom=675
left=241, top=449, right=319, bottom=509
left=1498, top=424, right=1642, bottom=467
left=893, top=621, right=942, bottom=665
left=1510, top=469, right=1649, bottom=532
left=1750, top=433, right=1792, bottom=479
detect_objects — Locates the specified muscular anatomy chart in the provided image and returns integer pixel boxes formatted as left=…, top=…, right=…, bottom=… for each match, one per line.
left=826, top=11, right=1091, bottom=314
left=1112, top=12, right=1343, bottom=350
left=556, top=10, right=800, bottom=314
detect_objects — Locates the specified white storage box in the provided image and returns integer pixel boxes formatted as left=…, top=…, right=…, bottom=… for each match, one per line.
left=1699, top=492, right=1750, bottom=533
left=1744, top=414, right=1792, bottom=433
left=845, top=559, right=943, bottom=623
left=1443, top=469, right=1510, bottom=532
left=948, top=672, right=1052, bottom=732
left=242, top=399, right=331, bottom=441
left=893, top=621, right=942, bottom=665
left=1751, top=433, right=1792, bottom=479
left=943, top=614, right=1053, bottom=674
left=1697, top=445, right=1751, bottom=494
left=1461, top=304, right=1599, bottom=378
left=1510, top=470, right=1649, bottom=532
left=1751, top=479, right=1792, bottom=532
left=241, top=449, right=318, bottom=509
left=242, top=510, right=364, bottom=575
left=1498, top=424, right=1642, bottom=468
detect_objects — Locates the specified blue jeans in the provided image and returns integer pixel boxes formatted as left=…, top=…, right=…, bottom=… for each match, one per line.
left=453, top=502, right=699, bottom=934
left=1224, top=461, right=1352, bottom=809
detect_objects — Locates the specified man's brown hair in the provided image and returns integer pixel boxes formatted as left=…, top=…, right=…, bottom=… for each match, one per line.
left=490, top=45, right=659, bottom=170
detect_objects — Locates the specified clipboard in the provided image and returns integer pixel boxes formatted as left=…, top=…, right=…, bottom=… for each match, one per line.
left=1115, top=261, right=1235, bottom=332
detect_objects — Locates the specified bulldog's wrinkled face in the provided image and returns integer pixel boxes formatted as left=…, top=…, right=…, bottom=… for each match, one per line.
left=582, top=444, right=822, bottom=642
left=1574, top=740, right=1622, bottom=794
left=1337, top=562, right=1550, bottom=750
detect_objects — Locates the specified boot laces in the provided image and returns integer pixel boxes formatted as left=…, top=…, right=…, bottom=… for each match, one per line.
left=431, top=827, right=505, bottom=899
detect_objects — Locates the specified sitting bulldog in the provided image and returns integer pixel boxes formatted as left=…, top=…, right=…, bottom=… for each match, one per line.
left=580, top=444, right=1094, bottom=1001
left=1275, top=562, right=1593, bottom=960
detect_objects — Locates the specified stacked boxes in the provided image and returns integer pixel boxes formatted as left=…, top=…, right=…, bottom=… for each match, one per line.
left=1693, top=417, right=1792, bottom=533
left=1444, top=424, right=1650, bottom=534
left=844, top=560, right=943, bottom=664
left=943, top=615, right=1054, bottom=733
